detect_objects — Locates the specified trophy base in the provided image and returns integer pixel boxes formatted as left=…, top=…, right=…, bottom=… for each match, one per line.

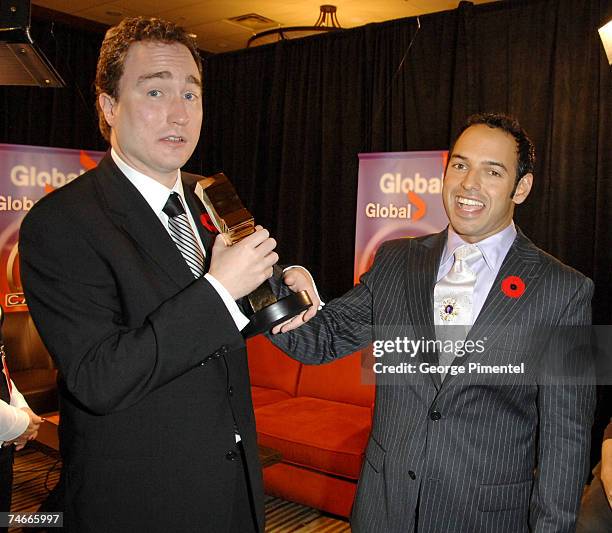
left=242, top=290, right=312, bottom=338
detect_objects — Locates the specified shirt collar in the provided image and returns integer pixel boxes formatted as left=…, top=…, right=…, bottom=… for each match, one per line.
left=441, top=222, right=517, bottom=272
left=110, top=148, right=185, bottom=216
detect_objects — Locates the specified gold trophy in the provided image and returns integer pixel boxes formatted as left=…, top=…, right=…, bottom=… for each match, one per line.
left=196, top=172, right=312, bottom=337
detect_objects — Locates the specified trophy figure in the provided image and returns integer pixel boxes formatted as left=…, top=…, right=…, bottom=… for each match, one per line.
left=196, top=172, right=312, bottom=337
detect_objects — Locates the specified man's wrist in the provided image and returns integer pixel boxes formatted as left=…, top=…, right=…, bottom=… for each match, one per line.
left=204, top=273, right=250, bottom=330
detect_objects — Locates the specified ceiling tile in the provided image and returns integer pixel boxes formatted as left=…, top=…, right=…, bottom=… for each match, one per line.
left=70, top=3, right=141, bottom=26
left=104, top=0, right=200, bottom=17
left=160, top=0, right=283, bottom=29
left=189, top=20, right=252, bottom=41
left=32, top=0, right=115, bottom=14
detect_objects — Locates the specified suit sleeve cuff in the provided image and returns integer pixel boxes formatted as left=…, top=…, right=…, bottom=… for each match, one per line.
left=204, top=273, right=250, bottom=331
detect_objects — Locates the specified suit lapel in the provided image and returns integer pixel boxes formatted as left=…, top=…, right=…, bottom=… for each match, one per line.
left=441, top=229, right=549, bottom=387
left=404, top=230, right=447, bottom=389
left=93, top=153, right=195, bottom=288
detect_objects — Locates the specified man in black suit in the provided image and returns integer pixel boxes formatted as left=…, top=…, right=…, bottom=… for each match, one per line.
left=19, top=17, right=313, bottom=533
left=274, top=113, right=596, bottom=532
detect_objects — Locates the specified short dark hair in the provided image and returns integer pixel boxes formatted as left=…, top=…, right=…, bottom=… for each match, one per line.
left=450, top=112, right=536, bottom=184
left=95, top=17, right=202, bottom=142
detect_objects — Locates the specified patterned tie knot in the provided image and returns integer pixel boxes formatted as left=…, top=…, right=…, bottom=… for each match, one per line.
left=163, top=192, right=186, bottom=218
left=454, top=244, right=482, bottom=265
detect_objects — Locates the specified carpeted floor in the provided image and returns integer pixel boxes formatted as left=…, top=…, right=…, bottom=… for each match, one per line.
left=10, top=445, right=351, bottom=532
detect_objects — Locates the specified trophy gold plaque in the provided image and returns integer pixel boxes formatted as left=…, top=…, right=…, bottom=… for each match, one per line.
left=197, top=172, right=312, bottom=337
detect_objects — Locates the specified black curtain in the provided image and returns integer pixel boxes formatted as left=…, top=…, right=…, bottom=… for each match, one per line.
left=0, top=16, right=107, bottom=151
left=202, top=0, right=612, bottom=326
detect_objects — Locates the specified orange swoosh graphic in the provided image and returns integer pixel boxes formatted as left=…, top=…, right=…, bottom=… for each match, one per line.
left=407, top=191, right=426, bottom=221
left=80, top=150, right=99, bottom=170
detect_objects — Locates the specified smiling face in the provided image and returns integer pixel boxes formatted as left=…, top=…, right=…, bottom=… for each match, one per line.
left=98, top=41, right=202, bottom=188
left=442, top=124, right=533, bottom=243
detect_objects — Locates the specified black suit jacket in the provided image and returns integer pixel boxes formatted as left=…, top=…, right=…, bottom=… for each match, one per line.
left=272, top=229, right=596, bottom=533
left=19, top=153, right=264, bottom=532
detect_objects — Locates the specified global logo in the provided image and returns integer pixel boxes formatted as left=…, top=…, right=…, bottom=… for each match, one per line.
left=377, top=172, right=443, bottom=222
left=0, top=148, right=103, bottom=311
left=0, top=224, right=26, bottom=310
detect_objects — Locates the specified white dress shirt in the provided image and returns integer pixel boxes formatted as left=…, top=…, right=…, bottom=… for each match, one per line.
left=0, top=376, right=29, bottom=444
left=437, top=222, right=517, bottom=324
left=111, top=149, right=250, bottom=331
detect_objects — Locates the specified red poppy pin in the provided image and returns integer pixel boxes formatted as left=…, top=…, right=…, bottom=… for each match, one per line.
left=501, top=276, right=526, bottom=298
left=200, top=213, right=219, bottom=234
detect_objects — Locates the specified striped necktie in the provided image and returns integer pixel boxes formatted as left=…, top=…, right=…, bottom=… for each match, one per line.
left=162, top=192, right=205, bottom=278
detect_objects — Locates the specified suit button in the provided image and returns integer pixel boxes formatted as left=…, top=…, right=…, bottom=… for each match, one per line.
left=225, top=451, right=237, bottom=461
left=430, top=411, right=441, bottom=421
left=221, top=345, right=229, bottom=354
left=408, top=470, right=416, bottom=480
left=228, top=386, right=234, bottom=396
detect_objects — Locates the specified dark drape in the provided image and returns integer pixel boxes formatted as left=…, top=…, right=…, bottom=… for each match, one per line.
left=202, top=0, right=612, bottom=328
left=0, top=17, right=107, bottom=151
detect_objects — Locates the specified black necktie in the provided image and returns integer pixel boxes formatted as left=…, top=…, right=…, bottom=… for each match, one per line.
left=162, top=192, right=205, bottom=278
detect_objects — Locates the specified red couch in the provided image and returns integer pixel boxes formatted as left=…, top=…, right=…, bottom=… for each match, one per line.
left=247, top=335, right=374, bottom=517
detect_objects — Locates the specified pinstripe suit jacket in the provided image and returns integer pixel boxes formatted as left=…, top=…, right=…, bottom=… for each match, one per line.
left=272, top=228, right=595, bottom=533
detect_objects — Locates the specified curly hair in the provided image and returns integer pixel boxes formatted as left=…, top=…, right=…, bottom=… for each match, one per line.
left=451, top=112, right=536, bottom=185
left=95, top=17, right=202, bottom=141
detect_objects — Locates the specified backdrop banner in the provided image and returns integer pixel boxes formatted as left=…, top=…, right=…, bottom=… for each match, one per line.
left=0, top=144, right=103, bottom=312
left=354, top=151, right=449, bottom=282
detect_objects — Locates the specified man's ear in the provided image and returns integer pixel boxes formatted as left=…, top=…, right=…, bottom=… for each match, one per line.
left=98, top=93, right=117, bottom=128
left=512, top=173, right=533, bottom=205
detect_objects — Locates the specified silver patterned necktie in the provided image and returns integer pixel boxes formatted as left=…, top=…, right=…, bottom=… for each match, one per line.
left=433, top=244, right=483, bottom=379
left=162, top=192, right=205, bottom=279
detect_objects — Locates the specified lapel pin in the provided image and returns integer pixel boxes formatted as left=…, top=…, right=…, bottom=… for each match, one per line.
left=200, top=213, right=219, bottom=234
left=501, top=276, right=526, bottom=298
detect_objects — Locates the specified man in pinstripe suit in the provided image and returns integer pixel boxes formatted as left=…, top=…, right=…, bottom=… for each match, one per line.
left=273, top=113, right=595, bottom=532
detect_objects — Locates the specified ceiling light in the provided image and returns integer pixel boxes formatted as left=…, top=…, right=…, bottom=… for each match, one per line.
left=0, top=0, right=65, bottom=87
left=599, top=19, right=612, bottom=65
left=247, top=5, right=342, bottom=48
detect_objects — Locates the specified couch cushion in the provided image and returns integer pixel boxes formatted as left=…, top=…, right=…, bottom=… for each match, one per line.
left=263, top=462, right=357, bottom=518
left=296, top=351, right=374, bottom=407
left=247, top=336, right=301, bottom=396
left=255, top=396, right=371, bottom=479
left=251, top=386, right=292, bottom=409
